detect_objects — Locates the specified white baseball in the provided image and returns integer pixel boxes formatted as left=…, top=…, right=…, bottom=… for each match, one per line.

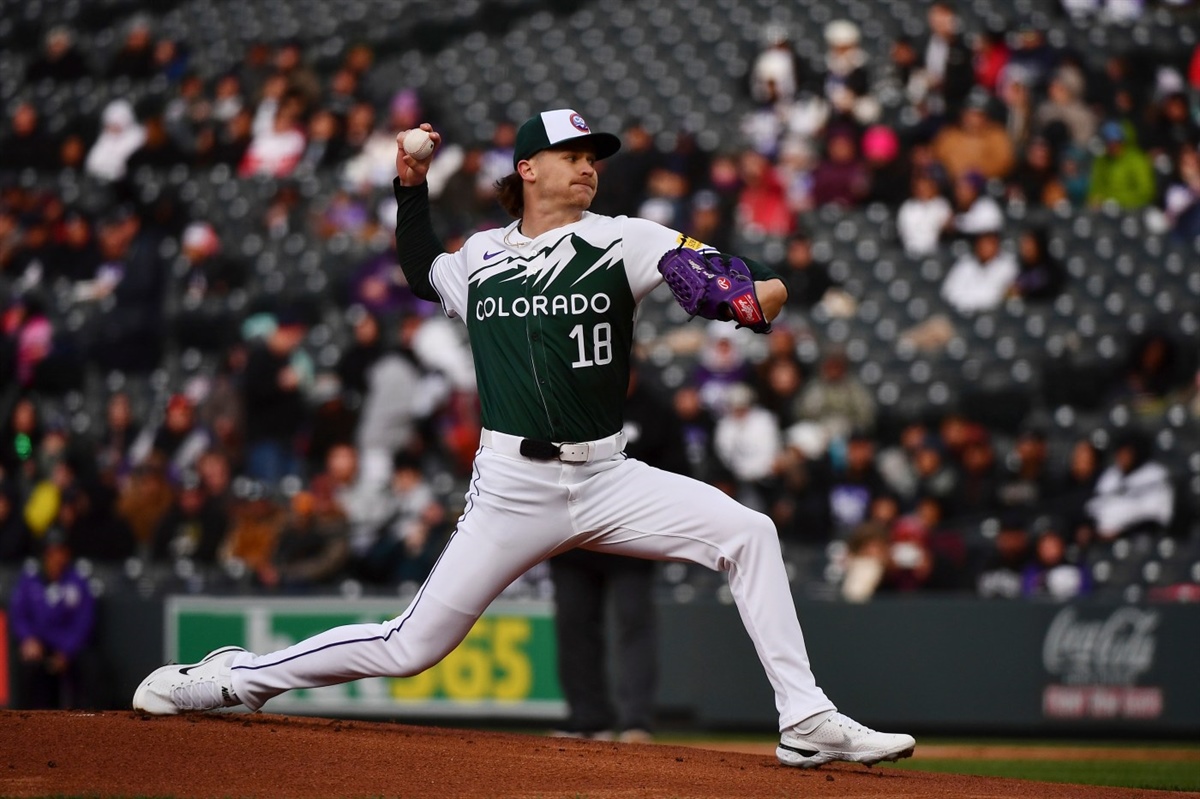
left=403, top=128, right=435, bottom=161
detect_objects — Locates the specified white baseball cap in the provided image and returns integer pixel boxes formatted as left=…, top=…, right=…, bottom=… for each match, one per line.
left=512, top=109, right=621, bottom=167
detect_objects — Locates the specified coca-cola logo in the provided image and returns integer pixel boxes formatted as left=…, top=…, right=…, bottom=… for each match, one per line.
left=1043, top=607, right=1158, bottom=686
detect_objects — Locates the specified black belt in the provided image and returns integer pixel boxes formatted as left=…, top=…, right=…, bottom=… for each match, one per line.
left=518, top=439, right=562, bottom=461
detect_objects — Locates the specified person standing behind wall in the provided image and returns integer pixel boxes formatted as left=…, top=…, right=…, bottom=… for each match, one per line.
left=549, top=365, right=688, bottom=741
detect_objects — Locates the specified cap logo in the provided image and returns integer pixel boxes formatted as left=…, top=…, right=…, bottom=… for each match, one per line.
left=570, top=113, right=590, bottom=132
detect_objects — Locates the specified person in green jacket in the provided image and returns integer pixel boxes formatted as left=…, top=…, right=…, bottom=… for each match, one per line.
left=1087, top=121, right=1156, bottom=210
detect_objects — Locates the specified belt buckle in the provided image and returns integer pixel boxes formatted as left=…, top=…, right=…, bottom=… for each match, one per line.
left=557, top=443, right=590, bottom=463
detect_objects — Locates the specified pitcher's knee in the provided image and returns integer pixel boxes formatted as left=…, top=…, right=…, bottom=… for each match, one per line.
left=733, top=510, right=783, bottom=557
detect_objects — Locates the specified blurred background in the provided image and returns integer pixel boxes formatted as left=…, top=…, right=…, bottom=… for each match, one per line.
left=0, top=0, right=1198, bottom=735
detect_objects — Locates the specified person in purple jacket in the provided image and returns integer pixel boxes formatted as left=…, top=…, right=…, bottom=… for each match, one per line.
left=9, top=529, right=97, bottom=708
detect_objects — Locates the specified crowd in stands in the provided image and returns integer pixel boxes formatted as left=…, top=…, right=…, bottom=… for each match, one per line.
left=1, top=1, right=1199, bottom=609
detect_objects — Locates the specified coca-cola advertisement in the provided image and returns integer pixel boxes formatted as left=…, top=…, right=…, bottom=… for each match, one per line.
left=1041, top=606, right=1163, bottom=720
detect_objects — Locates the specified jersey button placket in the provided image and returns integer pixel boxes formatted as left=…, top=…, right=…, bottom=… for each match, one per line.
left=527, top=285, right=557, bottom=436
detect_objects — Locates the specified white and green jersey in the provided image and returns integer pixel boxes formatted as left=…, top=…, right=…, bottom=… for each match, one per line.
left=429, top=213, right=689, bottom=442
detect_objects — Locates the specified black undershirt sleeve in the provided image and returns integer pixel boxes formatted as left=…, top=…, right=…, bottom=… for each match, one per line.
left=393, top=178, right=445, bottom=303
left=726, top=252, right=790, bottom=303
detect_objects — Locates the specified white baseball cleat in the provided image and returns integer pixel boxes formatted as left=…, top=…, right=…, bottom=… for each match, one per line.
left=132, top=646, right=246, bottom=715
left=776, top=711, right=915, bottom=769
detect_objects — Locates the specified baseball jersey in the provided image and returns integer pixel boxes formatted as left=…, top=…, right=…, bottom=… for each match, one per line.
left=428, top=214, right=682, bottom=442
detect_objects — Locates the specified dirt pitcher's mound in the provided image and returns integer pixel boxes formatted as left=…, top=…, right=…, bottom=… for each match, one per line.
left=0, top=711, right=1181, bottom=798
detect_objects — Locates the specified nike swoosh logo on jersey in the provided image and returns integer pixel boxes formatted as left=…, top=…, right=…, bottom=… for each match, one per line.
left=483, top=250, right=505, bottom=260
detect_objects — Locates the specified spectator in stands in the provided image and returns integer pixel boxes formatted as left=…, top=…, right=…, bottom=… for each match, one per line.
left=997, top=67, right=1035, bottom=153
left=130, top=394, right=212, bottom=480
left=259, top=489, right=348, bottom=592
left=84, top=100, right=146, bottom=183
left=355, top=327, right=431, bottom=492
left=0, top=102, right=60, bottom=173
left=25, top=27, right=89, bottom=84
left=325, top=66, right=362, bottom=120
left=1047, top=438, right=1100, bottom=538
left=840, top=521, right=890, bottom=601
left=672, top=386, right=727, bottom=487
left=793, top=348, right=876, bottom=444
left=80, top=206, right=167, bottom=373
left=1109, top=331, right=1186, bottom=416
left=1006, top=28, right=1058, bottom=90
left=897, top=171, right=952, bottom=256
left=239, top=91, right=306, bottom=178
left=435, top=146, right=497, bottom=231
left=753, top=333, right=806, bottom=427
left=1087, top=121, right=1156, bottom=210
left=116, top=456, right=175, bottom=553
left=914, top=1, right=974, bottom=115
left=941, top=229, right=1018, bottom=314
left=1008, top=227, right=1064, bottom=302
left=297, top=109, right=345, bottom=173
left=948, top=172, right=1004, bottom=239
left=9, top=529, right=97, bottom=709
left=976, top=516, right=1032, bottom=599
left=1058, top=144, right=1092, bottom=207
left=1006, top=136, right=1066, bottom=209
left=597, top=121, right=660, bottom=217
left=686, top=190, right=734, bottom=254
left=750, top=24, right=804, bottom=107
left=194, top=349, right=247, bottom=464
left=347, top=92, right=451, bottom=193
left=932, top=92, right=1014, bottom=181
left=1162, top=144, right=1200, bottom=241
left=48, top=211, right=100, bottom=284
left=106, top=16, right=156, bottom=80
left=952, top=435, right=1000, bottom=523
left=996, top=427, right=1054, bottom=515
left=126, top=110, right=188, bottom=173
left=180, top=221, right=244, bottom=301
left=1085, top=430, right=1175, bottom=542
left=736, top=151, right=792, bottom=237
left=1146, top=91, right=1200, bottom=157
left=1033, top=66, right=1098, bottom=149
left=335, top=307, right=384, bottom=398
left=315, top=188, right=374, bottom=242
left=273, top=40, right=321, bottom=109
left=222, top=481, right=285, bottom=580
left=811, top=127, right=871, bottom=208
left=862, top=125, right=907, bottom=208
left=151, top=471, right=227, bottom=566
left=211, top=72, right=245, bottom=124
left=714, top=383, right=781, bottom=511
left=242, top=311, right=309, bottom=482
left=354, top=451, right=444, bottom=585
left=822, top=431, right=887, bottom=537
left=4, top=292, right=55, bottom=392
left=1021, top=517, right=1090, bottom=600
left=778, top=231, right=836, bottom=309
left=208, top=107, right=254, bottom=168
left=876, top=421, right=930, bottom=502
left=693, top=324, right=752, bottom=413
left=94, top=392, right=139, bottom=479
left=821, top=21, right=878, bottom=126
left=972, top=26, right=1010, bottom=95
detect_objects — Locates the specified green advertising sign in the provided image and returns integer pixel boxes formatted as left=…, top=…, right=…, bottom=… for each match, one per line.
left=166, top=597, right=565, bottom=719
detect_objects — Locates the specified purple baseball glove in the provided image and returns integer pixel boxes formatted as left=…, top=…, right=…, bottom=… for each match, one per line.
left=657, top=248, right=771, bottom=333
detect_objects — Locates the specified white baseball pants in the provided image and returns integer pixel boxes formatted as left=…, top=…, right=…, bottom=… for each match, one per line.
left=229, top=436, right=835, bottom=730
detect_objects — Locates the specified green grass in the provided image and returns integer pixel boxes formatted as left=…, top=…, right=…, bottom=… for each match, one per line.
left=880, top=757, right=1200, bottom=793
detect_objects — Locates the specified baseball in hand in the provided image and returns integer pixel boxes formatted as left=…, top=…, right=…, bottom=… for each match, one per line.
left=403, top=129, right=435, bottom=161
